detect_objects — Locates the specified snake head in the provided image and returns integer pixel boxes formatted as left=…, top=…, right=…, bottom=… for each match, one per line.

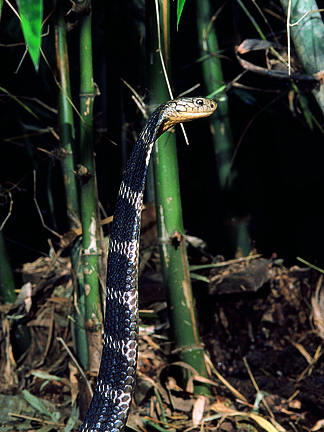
left=158, top=97, right=217, bottom=136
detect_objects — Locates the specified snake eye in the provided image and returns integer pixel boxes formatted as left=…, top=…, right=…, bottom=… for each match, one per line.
left=195, top=98, right=204, bottom=106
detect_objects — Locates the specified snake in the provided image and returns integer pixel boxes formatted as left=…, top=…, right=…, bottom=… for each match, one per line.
left=78, top=97, right=217, bottom=432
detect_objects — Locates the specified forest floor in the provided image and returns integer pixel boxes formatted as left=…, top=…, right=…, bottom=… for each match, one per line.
left=0, top=241, right=323, bottom=432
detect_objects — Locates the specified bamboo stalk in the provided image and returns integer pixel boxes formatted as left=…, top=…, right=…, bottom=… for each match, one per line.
left=0, top=224, right=16, bottom=304
left=55, top=10, right=79, bottom=223
left=78, top=1, right=102, bottom=371
left=146, top=0, right=210, bottom=394
left=55, top=7, right=88, bottom=369
left=196, top=0, right=252, bottom=257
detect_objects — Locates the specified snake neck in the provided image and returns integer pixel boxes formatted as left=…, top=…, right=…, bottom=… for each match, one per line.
left=121, top=103, right=167, bottom=192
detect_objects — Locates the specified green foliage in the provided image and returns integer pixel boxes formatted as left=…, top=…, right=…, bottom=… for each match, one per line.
left=16, top=0, right=43, bottom=70
left=22, top=389, right=60, bottom=423
left=177, top=0, right=186, bottom=29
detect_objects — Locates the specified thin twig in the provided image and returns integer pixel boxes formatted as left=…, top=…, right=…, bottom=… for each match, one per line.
left=57, top=336, right=93, bottom=398
left=40, top=48, right=84, bottom=123
left=0, top=190, right=13, bottom=231
left=204, top=354, right=248, bottom=402
left=33, top=171, right=62, bottom=240
left=177, top=83, right=201, bottom=97
left=287, top=2, right=315, bottom=76
left=121, top=77, right=147, bottom=118
left=4, top=0, right=21, bottom=20
left=14, top=47, right=28, bottom=74
left=132, top=95, right=147, bottom=118
left=243, top=357, right=274, bottom=419
left=290, top=11, right=310, bottom=26
left=9, top=412, right=64, bottom=427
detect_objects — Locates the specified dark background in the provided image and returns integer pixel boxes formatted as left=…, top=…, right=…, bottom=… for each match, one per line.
left=0, top=0, right=323, bottom=272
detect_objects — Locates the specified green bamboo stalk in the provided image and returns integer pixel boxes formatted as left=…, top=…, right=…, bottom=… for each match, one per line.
left=55, top=8, right=79, bottom=225
left=78, top=1, right=102, bottom=371
left=70, top=237, right=88, bottom=368
left=146, top=0, right=210, bottom=394
left=55, top=6, right=88, bottom=370
left=195, top=0, right=233, bottom=189
left=0, top=224, right=16, bottom=304
left=196, top=0, right=252, bottom=257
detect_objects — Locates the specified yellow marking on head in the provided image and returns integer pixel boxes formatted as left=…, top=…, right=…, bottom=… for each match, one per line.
left=158, top=97, right=217, bottom=136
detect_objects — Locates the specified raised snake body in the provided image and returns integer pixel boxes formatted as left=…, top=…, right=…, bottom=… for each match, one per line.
left=78, top=97, right=217, bottom=432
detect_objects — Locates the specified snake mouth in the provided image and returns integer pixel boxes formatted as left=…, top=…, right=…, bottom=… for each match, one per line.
left=175, top=108, right=217, bottom=120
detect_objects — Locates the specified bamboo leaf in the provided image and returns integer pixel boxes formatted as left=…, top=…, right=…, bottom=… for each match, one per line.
left=177, top=0, right=186, bottom=29
left=16, top=0, right=43, bottom=70
left=30, top=371, right=65, bottom=382
left=189, top=273, right=210, bottom=283
left=22, top=390, right=59, bottom=423
left=0, top=86, right=41, bottom=121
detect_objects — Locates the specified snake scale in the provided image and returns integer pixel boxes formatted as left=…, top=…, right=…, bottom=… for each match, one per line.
left=78, top=97, right=217, bottom=432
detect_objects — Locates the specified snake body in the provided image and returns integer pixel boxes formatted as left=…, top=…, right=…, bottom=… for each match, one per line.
left=78, top=97, right=217, bottom=432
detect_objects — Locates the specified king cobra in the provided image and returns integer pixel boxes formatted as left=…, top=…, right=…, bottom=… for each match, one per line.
left=78, top=97, right=217, bottom=432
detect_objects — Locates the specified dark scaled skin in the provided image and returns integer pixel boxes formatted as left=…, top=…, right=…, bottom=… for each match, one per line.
left=78, top=97, right=217, bottom=432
